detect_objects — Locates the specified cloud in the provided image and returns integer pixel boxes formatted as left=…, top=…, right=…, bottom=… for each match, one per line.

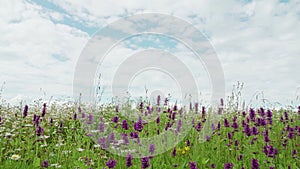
left=1, top=0, right=300, bottom=106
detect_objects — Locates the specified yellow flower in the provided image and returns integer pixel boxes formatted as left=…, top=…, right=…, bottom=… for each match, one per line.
left=181, top=150, right=186, bottom=155
left=10, top=154, right=21, bottom=160
left=184, top=146, right=190, bottom=151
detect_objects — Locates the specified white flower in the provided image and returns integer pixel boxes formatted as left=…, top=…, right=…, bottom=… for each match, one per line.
left=50, top=163, right=62, bottom=168
left=77, top=148, right=84, bottom=152
left=94, top=144, right=101, bottom=148
left=10, top=154, right=21, bottom=160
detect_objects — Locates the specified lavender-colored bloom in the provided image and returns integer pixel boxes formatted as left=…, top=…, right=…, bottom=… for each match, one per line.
left=251, top=158, right=260, bottom=169
left=249, top=108, right=256, bottom=120
left=206, top=135, right=211, bottom=142
left=126, top=154, right=133, bottom=168
left=195, top=122, right=202, bottom=131
left=227, top=132, right=233, bottom=140
left=224, top=118, right=230, bottom=127
left=122, top=120, right=129, bottom=130
left=252, top=127, right=259, bottom=135
left=284, top=112, right=289, bottom=121
left=108, top=133, right=115, bottom=143
left=98, top=137, right=107, bottom=149
left=115, top=105, right=119, bottom=112
left=98, top=122, right=105, bottom=132
left=42, top=103, right=46, bottom=117
left=220, top=98, right=224, bottom=106
left=224, top=162, right=233, bottom=169
left=195, top=102, right=199, bottom=113
left=35, top=126, right=44, bottom=136
left=238, top=154, right=243, bottom=161
left=87, top=114, right=94, bottom=124
left=149, top=144, right=155, bottom=155
left=73, top=113, right=77, bottom=120
left=263, top=145, right=278, bottom=158
left=189, top=162, right=198, bottom=169
left=23, top=105, right=28, bottom=118
left=42, top=160, right=49, bottom=168
left=176, top=120, right=182, bottom=133
left=270, top=166, right=275, bottom=169
left=141, top=157, right=150, bottom=169
left=202, top=106, right=206, bottom=118
left=122, top=133, right=129, bottom=145
left=157, top=95, right=161, bottom=106
left=156, top=117, right=160, bottom=124
left=243, top=125, right=252, bottom=137
left=112, top=116, right=119, bottom=123
left=172, top=147, right=176, bottom=157
left=292, top=149, right=297, bottom=158
left=134, top=121, right=143, bottom=132
left=242, top=111, right=246, bottom=117
left=232, top=122, right=238, bottom=130
left=130, top=132, right=139, bottom=139
left=210, top=164, right=216, bottom=168
left=106, top=159, right=117, bottom=168
left=186, top=140, right=190, bottom=146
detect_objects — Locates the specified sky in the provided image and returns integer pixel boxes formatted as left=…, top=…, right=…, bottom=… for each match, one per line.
left=0, top=0, right=300, bottom=108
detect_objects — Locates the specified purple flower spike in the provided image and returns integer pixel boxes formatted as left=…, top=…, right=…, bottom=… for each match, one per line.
left=189, top=161, right=198, bottom=169
left=134, top=121, right=143, bottom=132
left=172, top=147, right=176, bottom=157
left=224, top=162, right=233, bottom=169
left=42, top=160, right=49, bottom=168
left=23, top=105, right=28, bottom=118
left=42, top=103, right=46, bottom=117
left=122, top=120, right=129, bottom=130
left=149, top=144, right=156, bottom=155
left=126, top=154, right=133, bottom=168
left=251, top=158, right=260, bottom=169
left=106, top=159, right=117, bottom=168
left=141, top=157, right=150, bottom=169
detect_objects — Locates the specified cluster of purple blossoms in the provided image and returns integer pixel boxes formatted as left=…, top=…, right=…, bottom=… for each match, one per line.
left=141, top=157, right=150, bottom=169
left=189, top=162, right=198, bottom=169
left=263, top=145, right=278, bottom=158
left=106, top=159, right=117, bottom=168
left=126, top=154, right=133, bottom=168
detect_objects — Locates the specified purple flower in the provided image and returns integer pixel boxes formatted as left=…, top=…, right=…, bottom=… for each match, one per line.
left=98, top=122, right=105, bottom=132
left=224, top=118, right=230, bottom=128
left=238, top=154, right=243, bottom=161
left=263, top=145, right=278, bottom=158
left=172, top=147, right=176, bottom=157
left=189, top=162, right=198, bottom=169
left=186, top=140, right=190, bottom=146
left=122, top=120, right=129, bottom=130
left=176, top=120, right=182, bottom=133
left=195, top=122, right=202, bottom=132
left=251, top=158, right=260, bottom=169
left=106, top=159, right=117, bottom=168
left=23, top=105, right=28, bottom=118
left=35, top=126, right=44, bottom=136
left=227, top=132, right=233, bottom=140
left=149, top=144, right=156, bottom=155
left=112, top=116, right=119, bottom=123
left=243, top=125, right=252, bottom=137
left=157, top=95, right=161, bottom=106
left=210, top=164, right=216, bottom=168
left=115, top=105, right=119, bottom=112
left=232, top=122, right=238, bottom=130
left=270, top=166, right=275, bottom=169
left=130, top=132, right=139, bottom=139
left=249, top=108, right=256, bottom=121
left=42, top=103, right=46, bottom=117
left=224, top=162, right=233, bottom=169
left=42, top=160, right=49, bottom=168
left=156, top=117, right=160, bottom=124
left=98, top=137, right=107, bottom=149
left=206, top=135, right=211, bottom=142
left=195, top=102, right=199, bottom=113
left=134, top=121, right=143, bottom=132
left=122, top=133, right=129, bottom=145
left=87, top=114, right=94, bottom=124
left=108, top=133, right=115, bottom=143
left=73, top=113, right=77, bottom=120
left=141, top=157, right=150, bottom=169
left=252, top=127, right=259, bottom=135
left=292, top=149, right=297, bottom=158
left=126, top=154, right=133, bottom=168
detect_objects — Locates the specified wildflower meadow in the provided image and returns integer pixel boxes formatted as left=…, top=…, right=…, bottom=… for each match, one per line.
left=0, top=93, right=299, bottom=169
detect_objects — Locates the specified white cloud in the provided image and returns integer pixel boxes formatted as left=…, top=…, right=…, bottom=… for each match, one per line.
left=1, top=0, right=300, bottom=106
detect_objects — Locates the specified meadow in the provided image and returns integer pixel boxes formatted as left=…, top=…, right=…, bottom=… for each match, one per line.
left=0, top=96, right=299, bottom=169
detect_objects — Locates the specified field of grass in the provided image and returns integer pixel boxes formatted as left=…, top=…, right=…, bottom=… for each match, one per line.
left=0, top=98, right=299, bottom=169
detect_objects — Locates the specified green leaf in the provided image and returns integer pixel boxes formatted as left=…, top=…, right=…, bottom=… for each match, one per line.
left=33, top=157, right=40, bottom=168
left=202, top=158, right=210, bottom=164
